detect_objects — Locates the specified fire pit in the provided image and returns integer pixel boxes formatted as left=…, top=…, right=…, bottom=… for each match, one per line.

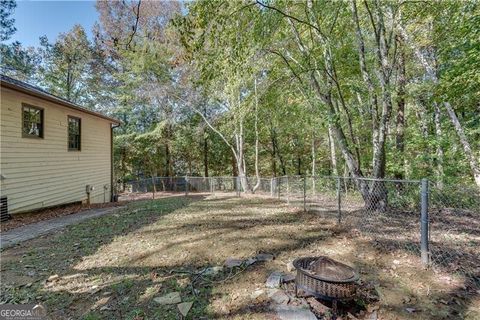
left=293, top=256, right=358, bottom=301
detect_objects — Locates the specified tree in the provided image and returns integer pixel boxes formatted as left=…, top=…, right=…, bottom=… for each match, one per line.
left=38, top=25, right=93, bottom=104
left=0, top=0, right=16, bottom=41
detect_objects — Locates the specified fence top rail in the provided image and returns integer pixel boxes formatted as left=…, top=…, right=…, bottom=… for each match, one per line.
left=315, top=176, right=422, bottom=184
left=125, top=175, right=424, bottom=184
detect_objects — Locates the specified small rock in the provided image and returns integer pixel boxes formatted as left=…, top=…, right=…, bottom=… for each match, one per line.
left=405, top=307, right=416, bottom=313
left=266, top=272, right=283, bottom=288
left=245, top=258, right=257, bottom=266
left=203, top=266, right=223, bottom=276
left=282, top=273, right=295, bottom=283
left=274, top=304, right=317, bottom=320
left=269, top=289, right=290, bottom=304
left=306, top=297, right=330, bottom=316
left=224, top=258, right=243, bottom=268
left=177, top=301, right=193, bottom=317
left=102, top=292, right=112, bottom=296
left=255, top=253, right=274, bottom=261
left=369, top=310, right=378, bottom=320
left=154, top=292, right=182, bottom=305
left=27, top=271, right=36, bottom=277
left=100, top=305, right=111, bottom=311
left=286, top=261, right=296, bottom=272
left=393, top=259, right=400, bottom=265
left=47, top=274, right=59, bottom=282
left=250, top=289, right=265, bottom=300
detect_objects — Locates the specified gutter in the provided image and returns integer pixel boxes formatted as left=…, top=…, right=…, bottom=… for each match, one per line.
left=1, top=78, right=120, bottom=124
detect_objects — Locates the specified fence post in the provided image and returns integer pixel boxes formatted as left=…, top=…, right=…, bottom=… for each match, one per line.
left=337, top=177, right=342, bottom=224
left=185, top=176, right=189, bottom=197
left=277, top=178, right=281, bottom=199
left=270, top=178, right=274, bottom=198
left=303, top=176, right=307, bottom=212
left=421, top=178, right=430, bottom=266
left=236, top=177, right=241, bottom=197
left=286, top=176, right=290, bottom=205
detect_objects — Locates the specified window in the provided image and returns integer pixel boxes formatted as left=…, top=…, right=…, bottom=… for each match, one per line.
left=68, top=116, right=81, bottom=151
left=22, top=104, right=44, bottom=138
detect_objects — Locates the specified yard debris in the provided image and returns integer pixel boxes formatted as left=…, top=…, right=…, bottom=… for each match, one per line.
left=153, top=292, right=182, bottom=305
left=405, top=307, right=417, bottom=313
left=266, top=272, right=283, bottom=288
left=224, top=258, right=243, bottom=268
left=177, top=301, right=193, bottom=317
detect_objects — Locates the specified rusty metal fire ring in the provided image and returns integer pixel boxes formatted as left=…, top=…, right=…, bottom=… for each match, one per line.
left=293, top=256, right=359, bottom=301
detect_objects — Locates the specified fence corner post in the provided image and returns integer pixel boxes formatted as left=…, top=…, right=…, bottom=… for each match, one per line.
left=337, top=177, right=342, bottom=224
left=185, top=176, right=189, bottom=197
left=421, top=178, right=430, bottom=266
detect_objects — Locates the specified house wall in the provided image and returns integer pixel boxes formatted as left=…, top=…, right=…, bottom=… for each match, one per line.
left=0, top=87, right=113, bottom=214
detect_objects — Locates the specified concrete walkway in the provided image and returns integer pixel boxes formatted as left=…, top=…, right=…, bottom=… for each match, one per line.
left=0, top=206, right=123, bottom=250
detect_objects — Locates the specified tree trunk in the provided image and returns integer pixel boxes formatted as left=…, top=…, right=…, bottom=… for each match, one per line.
left=252, top=78, right=261, bottom=193
left=203, top=106, right=209, bottom=177
left=394, top=36, right=406, bottom=180
left=165, top=144, right=171, bottom=177
left=444, top=102, right=480, bottom=187
left=270, top=125, right=278, bottom=177
left=328, top=124, right=338, bottom=176
left=434, top=103, right=444, bottom=188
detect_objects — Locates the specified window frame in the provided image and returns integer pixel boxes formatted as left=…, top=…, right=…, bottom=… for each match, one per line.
left=67, top=116, right=81, bottom=151
left=21, top=103, right=44, bottom=139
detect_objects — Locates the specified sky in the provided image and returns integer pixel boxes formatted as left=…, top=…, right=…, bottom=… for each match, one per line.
left=9, top=0, right=98, bottom=47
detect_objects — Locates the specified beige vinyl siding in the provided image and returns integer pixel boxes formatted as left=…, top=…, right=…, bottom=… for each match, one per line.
left=0, top=87, right=113, bottom=213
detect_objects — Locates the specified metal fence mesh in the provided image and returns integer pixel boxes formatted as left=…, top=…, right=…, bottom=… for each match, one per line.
left=119, top=175, right=479, bottom=281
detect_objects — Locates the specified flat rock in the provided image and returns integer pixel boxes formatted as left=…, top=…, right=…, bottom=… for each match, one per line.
left=306, top=297, right=331, bottom=316
left=153, top=292, right=181, bottom=305
left=268, top=289, right=290, bottom=304
left=250, top=289, right=265, bottom=300
left=177, top=301, right=193, bottom=317
left=274, top=304, right=317, bottom=320
left=282, top=273, right=296, bottom=283
left=255, top=253, right=274, bottom=261
left=224, top=258, right=243, bottom=268
left=266, top=272, right=283, bottom=288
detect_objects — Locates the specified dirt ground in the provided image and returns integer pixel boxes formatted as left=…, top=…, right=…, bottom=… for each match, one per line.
left=0, top=194, right=478, bottom=319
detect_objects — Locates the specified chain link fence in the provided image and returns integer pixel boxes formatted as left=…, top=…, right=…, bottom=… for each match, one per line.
left=118, top=175, right=479, bottom=280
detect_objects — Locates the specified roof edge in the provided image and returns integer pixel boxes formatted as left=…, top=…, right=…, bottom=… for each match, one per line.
left=1, top=75, right=121, bottom=125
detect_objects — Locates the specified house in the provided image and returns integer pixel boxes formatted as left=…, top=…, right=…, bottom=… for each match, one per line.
left=0, top=75, right=120, bottom=214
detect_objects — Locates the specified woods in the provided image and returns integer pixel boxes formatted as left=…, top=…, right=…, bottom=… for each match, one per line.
left=1, top=0, right=479, bottom=187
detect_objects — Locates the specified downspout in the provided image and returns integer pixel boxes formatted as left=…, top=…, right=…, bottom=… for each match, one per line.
left=111, top=123, right=120, bottom=201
